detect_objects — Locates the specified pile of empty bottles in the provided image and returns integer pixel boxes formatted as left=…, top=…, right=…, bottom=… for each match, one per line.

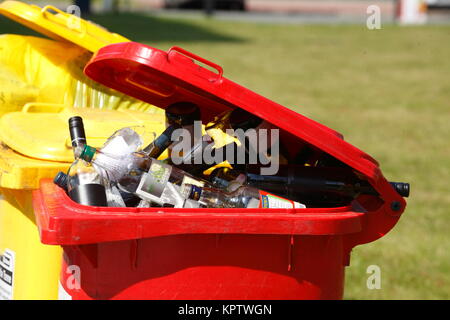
left=54, top=102, right=409, bottom=209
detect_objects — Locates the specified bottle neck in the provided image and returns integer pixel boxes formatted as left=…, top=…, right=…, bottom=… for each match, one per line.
left=69, top=117, right=87, bottom=149
left=53, top=171, right=68, bottom=190
left=79, top=145, right=97, bottom=163
left=143, top=124, right=180, bottom=157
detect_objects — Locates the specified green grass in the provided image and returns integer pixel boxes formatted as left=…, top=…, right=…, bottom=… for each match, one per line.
left=1, top=12, right=449, bottom=299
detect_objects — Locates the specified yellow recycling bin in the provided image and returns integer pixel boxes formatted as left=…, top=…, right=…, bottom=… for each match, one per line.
left=0, top=1, right=163, bottom=299
left=0, top=104, right=166, bottom=300
left=0, top=1, right=162, bottom=116
left=0, top=144, right=66, bottom=300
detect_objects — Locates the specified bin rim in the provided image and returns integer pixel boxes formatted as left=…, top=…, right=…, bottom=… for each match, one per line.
left=33, top=179, right=367, bottom=246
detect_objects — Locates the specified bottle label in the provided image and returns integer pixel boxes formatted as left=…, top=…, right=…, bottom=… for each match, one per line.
left=136, top=161, right=172, bottom=200
left=258, top=191, right=306, bottom=209
left=185, top=184, right=203, bottom=201
left=181, top=175, right=205, bottom=189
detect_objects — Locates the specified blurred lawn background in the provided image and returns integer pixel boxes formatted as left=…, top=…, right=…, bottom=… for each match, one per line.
left=1, top=10, right=449, bottom=299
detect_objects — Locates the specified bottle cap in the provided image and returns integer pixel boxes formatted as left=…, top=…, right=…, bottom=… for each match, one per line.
left=68, top=116, right=87, bottom=147
left=165, top=102, right=201, bottom=126
left=68, top=116, right=83, bottom=129
left=390, top=182, right=410, bottom=198
left=79, top=145, right=97, bottom=162
left=53, top=171, right=68, bottom=189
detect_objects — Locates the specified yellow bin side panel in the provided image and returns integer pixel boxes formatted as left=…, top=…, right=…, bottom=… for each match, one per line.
left=0, top=189, right=62, bottom=300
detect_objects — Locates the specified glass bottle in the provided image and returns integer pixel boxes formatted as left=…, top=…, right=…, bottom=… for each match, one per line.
left=78, top=144, right=211, bottom=206
left=142, top=102, right=201, bottom=160
left=182, top=183, right=305, bottom=209
left=68, top=116, right=87, bottom=159
left=66, top=159, right=108, bottom=207
left=207, top=166, right=409, bottom=207
left=164, top=101, right=201, bottom=159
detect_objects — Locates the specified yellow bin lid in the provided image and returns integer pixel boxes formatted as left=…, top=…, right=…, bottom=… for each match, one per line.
left=0, top=0, right=129, bottom=52
left=0, top=103, right=166, bottom=189
left=0, top=103, right=166, bottom=163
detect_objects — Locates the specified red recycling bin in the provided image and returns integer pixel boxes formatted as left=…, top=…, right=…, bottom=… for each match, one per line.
left=32, top=43, right=407, bottom=300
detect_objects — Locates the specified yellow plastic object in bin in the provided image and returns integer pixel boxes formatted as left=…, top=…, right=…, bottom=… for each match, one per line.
left=0, top=0, right=129, bottom=52
left=0, top=104, right=166, bottom=300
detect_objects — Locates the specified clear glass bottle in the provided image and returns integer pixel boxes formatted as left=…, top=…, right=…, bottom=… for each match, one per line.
left=66, top=159, right=108, bottom=207
left=67, top=118, right=144, bottom=207
left=78, top=144, right=211, bottom=206
left=183, top=183, right=305, bottom=209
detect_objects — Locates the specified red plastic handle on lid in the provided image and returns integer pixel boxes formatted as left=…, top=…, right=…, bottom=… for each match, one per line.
left=167, top=46, right=224, bottom=80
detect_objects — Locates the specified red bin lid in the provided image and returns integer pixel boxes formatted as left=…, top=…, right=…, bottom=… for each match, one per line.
left=84, top=42, right=405, bottom=214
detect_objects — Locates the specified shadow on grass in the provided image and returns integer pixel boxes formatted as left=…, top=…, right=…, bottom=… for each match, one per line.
left=0, top=12, right=244, bottom=44
left=90, top=12, right=244, bottom=43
